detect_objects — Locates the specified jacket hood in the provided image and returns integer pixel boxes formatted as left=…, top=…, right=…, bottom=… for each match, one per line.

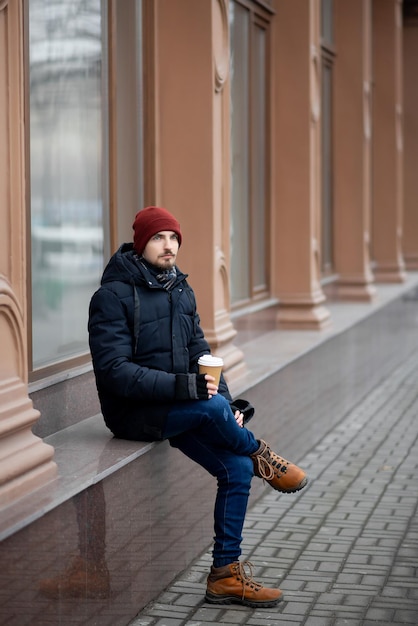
left=101, top=243, right=187, bottom=287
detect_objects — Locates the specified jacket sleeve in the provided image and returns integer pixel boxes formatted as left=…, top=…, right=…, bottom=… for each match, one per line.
left=88, top=287, right=177, bottom=401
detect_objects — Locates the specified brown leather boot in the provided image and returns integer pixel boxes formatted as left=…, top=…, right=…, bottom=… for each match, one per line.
left=251, top=439, right=308, bottom=493
left=205, top=561, right=283, bottom=608
left=39, top=556, right=110, bottom=599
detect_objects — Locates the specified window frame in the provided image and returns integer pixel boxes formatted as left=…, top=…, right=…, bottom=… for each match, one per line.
left=25, top=0, right=145, bottom=383
left=230, top=0, right=273, bottom=311
left=320, top=0, right=337, bottom=279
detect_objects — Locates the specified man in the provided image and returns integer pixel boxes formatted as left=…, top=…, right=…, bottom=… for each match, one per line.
left=88, top=206, right=308, bottom=608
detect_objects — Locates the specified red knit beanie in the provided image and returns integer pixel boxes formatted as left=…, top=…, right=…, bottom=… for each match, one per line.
left=132, top=206, right=182, bottom=255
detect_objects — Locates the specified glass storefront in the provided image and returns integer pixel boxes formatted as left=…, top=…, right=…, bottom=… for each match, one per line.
left=29, top=0, right=108, bottom=369
left=320, top=0, right=335, bottom=276
left=230, top=1, right=250, bottom=304
left=229, top=0, right=270, bottom=307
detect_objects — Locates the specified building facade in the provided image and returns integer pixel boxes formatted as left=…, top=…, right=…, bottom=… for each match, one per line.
left=1, top=0, right=418, bottom=620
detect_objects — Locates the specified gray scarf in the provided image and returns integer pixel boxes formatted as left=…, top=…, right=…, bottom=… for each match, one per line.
left=156, top=267, right=177, bottom=290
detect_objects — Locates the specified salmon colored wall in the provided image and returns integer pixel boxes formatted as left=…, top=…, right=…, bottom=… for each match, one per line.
left=333, top=0, right=376, bottom=301
left=372, top=0, right=406, bottom=282
left=152, top=0, right=245, bottom=381
left=272, top=0, right=330, bottom=329
left=0, top=0, right=417, bottom=504
left=0, top=0, right=56, bottom=505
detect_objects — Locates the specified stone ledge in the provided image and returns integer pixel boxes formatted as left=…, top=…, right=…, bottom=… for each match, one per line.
left=2, top=273, right=417, bottom=542
left=0, top=415, right=156, bottom=541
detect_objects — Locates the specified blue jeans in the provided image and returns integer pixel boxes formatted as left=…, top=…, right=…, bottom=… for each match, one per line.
left=163, top=394, right=260, bottom=567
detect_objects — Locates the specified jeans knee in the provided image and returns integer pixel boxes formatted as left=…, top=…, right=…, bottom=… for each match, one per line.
left=206, top=394, right=233, bottom=422
left=209, top=393, right=231, bottom=411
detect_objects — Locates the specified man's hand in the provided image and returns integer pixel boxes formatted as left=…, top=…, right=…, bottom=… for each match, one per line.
left=229, top=399, right=254, bottom=426
left=202, top=374, right=218, bottom=399
left=234, top=409, right=244, bottom=427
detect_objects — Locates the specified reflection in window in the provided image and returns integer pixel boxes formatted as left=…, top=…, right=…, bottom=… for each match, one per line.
left=230, top=1, right=269, bottom=307
left=320, top=0, right=335, bottom=276
left=29, top=0, right=107, bottom=369
left=230, top=2, right=250, bottom=303
left=252, top=24, right=267, bottom=291
left=321, top=61, right=334, bottom=274
left=321, top=0, right=333, bottom=44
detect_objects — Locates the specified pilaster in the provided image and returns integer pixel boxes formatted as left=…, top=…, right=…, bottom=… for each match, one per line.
left=403, top=8, right=418, bottom=269
left=0, top=0, right=56, bottom=505
left=333, top=0, right=376, bottom=301
left=151, top=0, right=245, bottom=381
left=372, top=0, right=406, bottom=282
left=273, top=0, right=331, bottom=329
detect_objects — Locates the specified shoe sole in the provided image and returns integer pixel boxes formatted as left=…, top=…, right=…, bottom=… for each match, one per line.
left=275, top=476, right=308, bottom=493
left=205, top=591, right=283, bottom=608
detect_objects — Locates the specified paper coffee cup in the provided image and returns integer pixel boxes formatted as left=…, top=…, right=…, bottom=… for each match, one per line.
left=198, top=355, right=224, bottom=386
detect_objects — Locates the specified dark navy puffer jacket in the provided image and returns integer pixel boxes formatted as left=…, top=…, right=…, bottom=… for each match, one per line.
left=88, top=243, right=232, bottom=441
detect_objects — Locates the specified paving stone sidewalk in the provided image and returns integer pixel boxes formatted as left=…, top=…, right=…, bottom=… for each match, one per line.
left=130, top=350, right=418, bottom=626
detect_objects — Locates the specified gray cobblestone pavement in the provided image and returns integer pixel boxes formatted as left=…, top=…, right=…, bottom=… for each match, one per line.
left=130, top=349, right=418, bottom=626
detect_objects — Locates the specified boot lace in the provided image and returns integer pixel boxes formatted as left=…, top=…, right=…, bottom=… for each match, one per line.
left=253, top=444, right=289, bottom=482
left=253, top=454, right=275, bottom=481
left=233, top=561, right=263, bottom=599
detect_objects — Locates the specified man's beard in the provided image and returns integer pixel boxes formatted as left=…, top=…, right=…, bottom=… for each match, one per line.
left=156, top=256, right=175, bottom=269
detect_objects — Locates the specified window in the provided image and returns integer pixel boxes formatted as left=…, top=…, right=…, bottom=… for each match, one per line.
left=229, top=0, right=271, bottom=307
left=29, top=0, right=108, bottom=371
left=28, top=0, right=144, bottom=375
left=320, top=0, right=335, bottom=276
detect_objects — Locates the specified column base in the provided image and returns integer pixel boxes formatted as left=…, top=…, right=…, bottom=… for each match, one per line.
left=404, top=255, right=418, bottom=271
left=334, top=281, right=377, bottom=302
left=216, top=343, right=247, bottom=387
left=0, top=455, right=57, bottom=506
left=373, top=263, right=406, bottom=283
left=203, top=311, right=247, bottom=384
left=276, top=303, right=331, bottom=330
left=0, top=379, right=57, bottom=506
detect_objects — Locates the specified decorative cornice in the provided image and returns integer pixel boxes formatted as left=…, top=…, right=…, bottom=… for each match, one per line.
left=0, top=276, right=25, bottom=380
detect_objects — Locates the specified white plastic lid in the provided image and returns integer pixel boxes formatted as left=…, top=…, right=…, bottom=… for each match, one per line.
left=198, top=355, right=224, bottom=367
